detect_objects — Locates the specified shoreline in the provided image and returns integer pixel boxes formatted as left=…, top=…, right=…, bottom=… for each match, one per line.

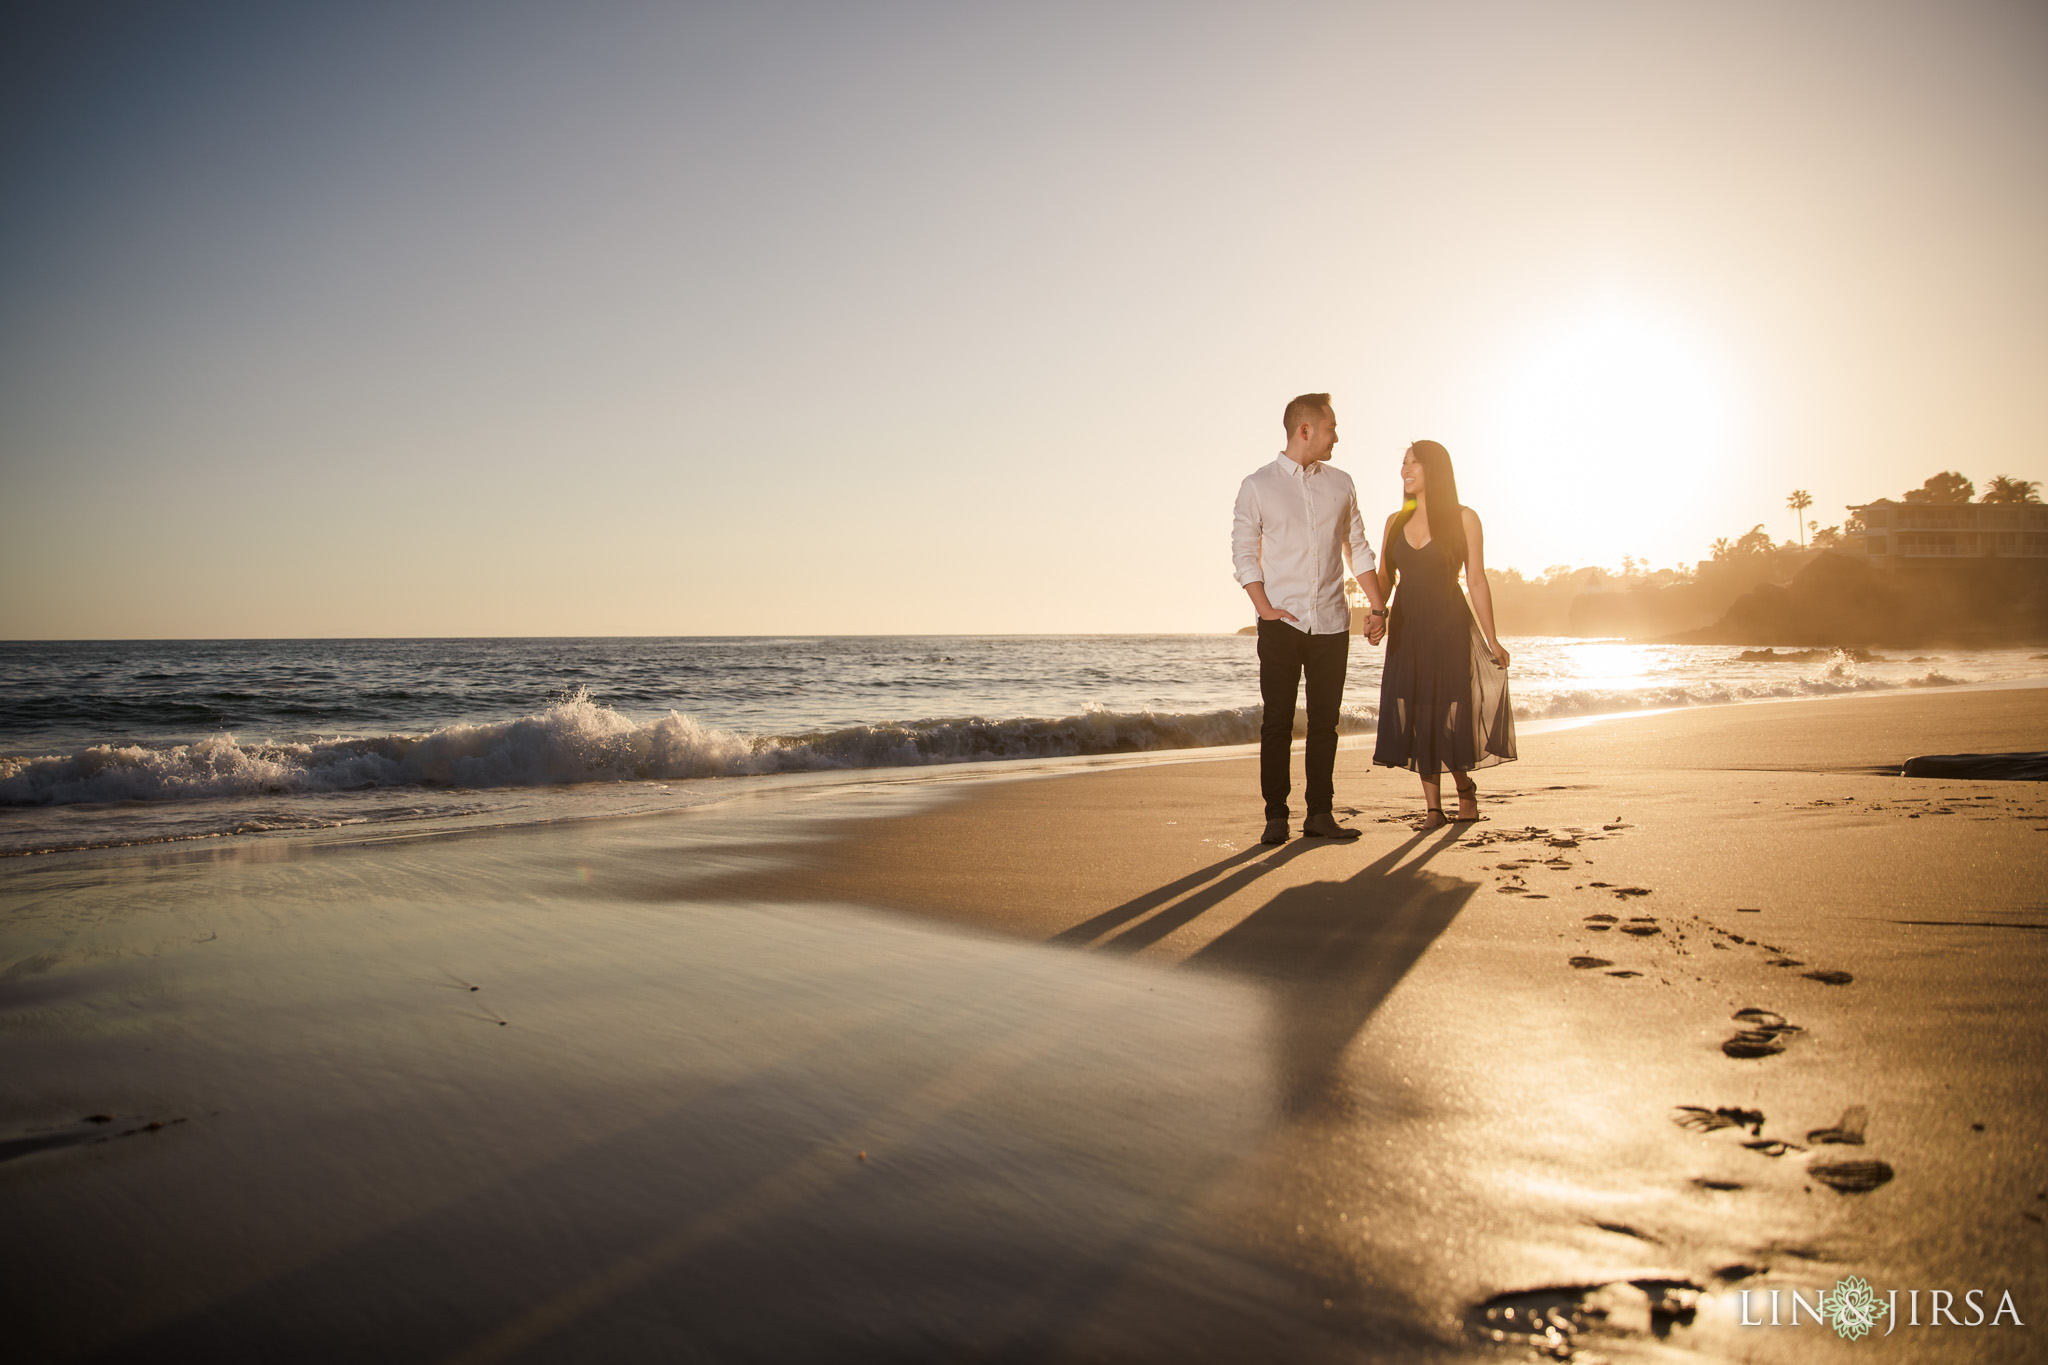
left=4, top=673, right=2044, bottom=864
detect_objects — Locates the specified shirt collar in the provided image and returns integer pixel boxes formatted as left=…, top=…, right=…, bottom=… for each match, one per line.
left=1276, top=452, right=1317, bottom=479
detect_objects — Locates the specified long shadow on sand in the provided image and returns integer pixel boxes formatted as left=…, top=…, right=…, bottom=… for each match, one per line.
left=1050, top=841, right=1315, bottom=951
left=1079, top=829, right=1477, bottom=1118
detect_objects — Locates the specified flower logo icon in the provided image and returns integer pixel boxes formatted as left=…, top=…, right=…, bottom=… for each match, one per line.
left=1822, top=1276, right=1889, bottom=1341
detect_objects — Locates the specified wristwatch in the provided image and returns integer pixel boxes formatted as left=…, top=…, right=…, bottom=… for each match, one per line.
left=1366, top=607, right=1388, bottom=617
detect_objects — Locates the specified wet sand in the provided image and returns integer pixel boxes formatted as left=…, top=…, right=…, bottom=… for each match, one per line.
left=2, top=686, right=2044, bottom=1362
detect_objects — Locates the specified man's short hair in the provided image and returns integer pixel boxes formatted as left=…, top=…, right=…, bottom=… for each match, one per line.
left=1283, top=393, right=1333, bottom=435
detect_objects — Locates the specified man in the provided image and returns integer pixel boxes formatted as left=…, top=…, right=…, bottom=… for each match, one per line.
left=1231, top=393, right=1388, bottom=844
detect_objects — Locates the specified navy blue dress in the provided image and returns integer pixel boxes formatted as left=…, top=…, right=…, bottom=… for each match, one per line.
left=1372, top=528, right=1517, bottom=776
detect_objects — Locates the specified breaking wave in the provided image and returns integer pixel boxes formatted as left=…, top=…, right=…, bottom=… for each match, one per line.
left=0, top=670, right=1963, bottom=808
left=0, top=690, right=1327, bottom=807
left=1510, top=667, right=1957, bottom=720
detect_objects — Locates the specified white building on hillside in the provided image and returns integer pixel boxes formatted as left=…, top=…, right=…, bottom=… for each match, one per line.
left=1846, top=499, right=2048, bottom=563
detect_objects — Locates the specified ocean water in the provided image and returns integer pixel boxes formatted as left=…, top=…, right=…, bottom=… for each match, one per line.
left=1, top=635, right=2039, bottom=856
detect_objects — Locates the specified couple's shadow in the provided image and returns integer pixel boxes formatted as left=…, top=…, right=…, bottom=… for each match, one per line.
left=1056, top=824, right=1477, bottom=1117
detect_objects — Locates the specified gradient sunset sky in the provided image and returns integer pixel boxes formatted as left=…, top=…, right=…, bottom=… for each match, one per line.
left=3, top=0, right=2043, bottom=637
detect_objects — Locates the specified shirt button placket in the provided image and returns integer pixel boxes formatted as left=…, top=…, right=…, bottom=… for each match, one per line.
left=1304, top=477, right=1316, bottom=631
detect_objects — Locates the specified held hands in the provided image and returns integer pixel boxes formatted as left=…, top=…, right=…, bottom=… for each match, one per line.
left=1364, top=614, right=1386, bottom=645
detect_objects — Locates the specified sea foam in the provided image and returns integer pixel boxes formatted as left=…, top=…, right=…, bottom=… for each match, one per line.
left=0, top=689, right=1358, bottom=806
left=0, top=670, right=1960, bottom=808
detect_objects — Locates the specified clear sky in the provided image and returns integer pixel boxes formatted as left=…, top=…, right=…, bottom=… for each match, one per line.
left=2, top=0, right=2043, bottom=638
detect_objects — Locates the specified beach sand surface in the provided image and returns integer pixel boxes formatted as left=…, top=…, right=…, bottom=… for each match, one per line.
left=2, top=687, right=2043, bottom=1362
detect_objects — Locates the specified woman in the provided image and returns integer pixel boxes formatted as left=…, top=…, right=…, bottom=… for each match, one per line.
left=1372, top=440, right=1516, bottom=829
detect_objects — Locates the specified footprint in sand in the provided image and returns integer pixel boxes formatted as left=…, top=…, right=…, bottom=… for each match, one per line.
left=1809, top=1159, right=1895, bottom=1193
left=1807, top=1105, right=1868, bottom=1145
left=1592, top=1220, right=1660, bottom=1243
left=1742, top=1139, right=1803, bottom=1157
left=1570, top=956, right=1614, bottom=969
left=1606, top=969, right=1642, bottom=978
left=1584, top=913, right=1617, bottom=932
left=1673, top=1104, right=1807, bottom=1158
left=1722, top=1008, right=1802, bottom=1059
left=1802, top=969, right=1854, bottom=985
left=1619, top=917, right=1661, bottom=937
left=1672, top=1106, right=1764, bottom=1135
left=1467, top=1280, right=1700, bottom=1353
left=1801, top=1111, right=1891, bottom=1192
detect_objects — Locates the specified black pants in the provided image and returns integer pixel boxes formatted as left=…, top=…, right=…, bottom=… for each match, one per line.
left=1257, top=618, right=1350, bottom=819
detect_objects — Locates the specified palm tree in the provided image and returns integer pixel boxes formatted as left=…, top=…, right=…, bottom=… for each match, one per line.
left=1981, top=475, right=2042, bottom=504
left=1786, top=490, right=1813, bottom=548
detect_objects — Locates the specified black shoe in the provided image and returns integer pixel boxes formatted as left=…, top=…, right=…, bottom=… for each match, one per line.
left=1302, top=811, right=1361, bottom=840
left=1261, top=818, right=1290, bottom=845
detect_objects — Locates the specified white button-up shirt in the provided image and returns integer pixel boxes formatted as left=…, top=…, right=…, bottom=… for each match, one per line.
left=1231, top=453, right=1375, bottom=635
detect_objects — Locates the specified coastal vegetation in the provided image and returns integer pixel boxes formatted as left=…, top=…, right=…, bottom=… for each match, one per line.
left=1786, top=489, right=1812, bottom=547
left=1678, top=552, right=2046, bottom=647
left=1979, top=474, right=2043, bottom=504
left=1476, top=470, right=2048, bottom=645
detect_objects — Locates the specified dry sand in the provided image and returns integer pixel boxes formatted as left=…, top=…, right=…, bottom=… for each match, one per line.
left=2, top=685, right=2043, bottom=1362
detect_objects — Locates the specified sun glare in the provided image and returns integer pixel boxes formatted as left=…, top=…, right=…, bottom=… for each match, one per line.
left=1559, top=641, right=1661, bottom=687
left=1490, top=306, right=1734, bottom=571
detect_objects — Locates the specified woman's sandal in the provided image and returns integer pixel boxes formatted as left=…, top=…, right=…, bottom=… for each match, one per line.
left=1451, top=793, right=1482, bottom=823
left=1420, top=806, right=1448, bottom=831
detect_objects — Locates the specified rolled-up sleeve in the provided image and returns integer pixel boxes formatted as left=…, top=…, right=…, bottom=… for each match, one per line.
left=1343, top=486, right=1374, bottom=577
left=1231, top=478, right=1263, bottom=585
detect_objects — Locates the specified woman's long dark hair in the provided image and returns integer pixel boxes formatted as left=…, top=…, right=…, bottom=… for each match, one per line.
left=1393, top=439, right=1466, bottom=572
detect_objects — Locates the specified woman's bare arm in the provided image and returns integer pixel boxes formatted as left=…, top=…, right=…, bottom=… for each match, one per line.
left=1377, top=512, right=1398, bottom=601
left=1462, top=506, right=1510, bottom=668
